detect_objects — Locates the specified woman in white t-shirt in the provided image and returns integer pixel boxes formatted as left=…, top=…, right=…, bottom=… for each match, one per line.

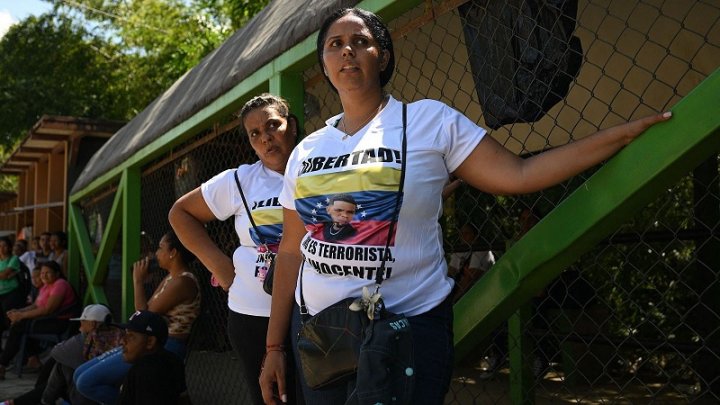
left=259, top=7, right=672, bottom=405
left=169, top=94, right=299, bottom=405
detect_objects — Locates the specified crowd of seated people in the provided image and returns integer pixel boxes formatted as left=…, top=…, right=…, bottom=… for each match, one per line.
left=2, top=303, right=123, bottom=405
left=0, top=228, right=199, bottom=404
left=0, top=260, right=78, bottom=379
left=74, top=230, right=199, bottom=404
left=1, top=231, right=76, bottom=379
left=1, top=232, right=74, bottom=376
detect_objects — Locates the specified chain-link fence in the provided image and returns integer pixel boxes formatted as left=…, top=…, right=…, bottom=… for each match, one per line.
left=405, top=0, right=718, bottom=403
left=138, top=119, right=261, bottom=403
left=76, top=117, right=264, bottom=402
left=75, top=0, right=720, bottom=403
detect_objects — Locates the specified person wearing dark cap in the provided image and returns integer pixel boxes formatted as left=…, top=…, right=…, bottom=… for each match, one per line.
left=74, top=230, right=199, bottom=404
left=116, top=310, right=185, bottom=405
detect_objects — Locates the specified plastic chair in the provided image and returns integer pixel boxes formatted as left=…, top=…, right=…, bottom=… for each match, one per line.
left=14, top=301, right=81, bottom=377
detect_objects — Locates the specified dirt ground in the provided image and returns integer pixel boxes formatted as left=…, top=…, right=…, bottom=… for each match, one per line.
left=3, top=352, right=716, bottom=404
left=446, top=364, right=717, bottom=404
left=0, top=367, right=38, bottom=401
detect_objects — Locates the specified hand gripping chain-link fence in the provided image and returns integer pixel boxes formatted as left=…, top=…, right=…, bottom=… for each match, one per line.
left=77, top=0, right=720, bottom=403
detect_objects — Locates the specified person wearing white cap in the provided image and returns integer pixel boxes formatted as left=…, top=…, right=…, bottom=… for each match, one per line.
left=43, top=304, right=122, bottom=405
left=1, top=303, right=123, bottom=405
left=71, top=303, right=111, bottom=324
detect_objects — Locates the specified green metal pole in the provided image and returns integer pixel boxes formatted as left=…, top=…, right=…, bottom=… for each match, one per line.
left=66, top=207, right=80, bottom=293
left=121, top=167, right=141, bottom=320
left=270, top=72, right=305, bottom=136
left=509, top=302, right=535, bottom=405
left=68, top=203, right=99, bottom=304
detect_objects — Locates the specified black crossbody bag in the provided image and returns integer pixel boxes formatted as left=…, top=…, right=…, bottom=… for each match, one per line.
left=296, top=104, right=415, bottom=403
left=233, top=170, right=276, bottom=295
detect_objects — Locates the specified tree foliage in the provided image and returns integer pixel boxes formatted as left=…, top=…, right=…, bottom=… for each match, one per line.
left=51, top=0, right=270, bottom=115
left=0, top=0, right=270, bottom=150
left=0, top=14, right=126, bottom=146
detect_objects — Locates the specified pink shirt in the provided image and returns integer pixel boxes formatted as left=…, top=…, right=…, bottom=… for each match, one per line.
left=36, top=279, right=76, bottom=317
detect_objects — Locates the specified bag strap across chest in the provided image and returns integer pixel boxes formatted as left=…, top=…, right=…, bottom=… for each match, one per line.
left=299, top=102, right=408, bottom=314
left=233, top=169, right=269, bottom=248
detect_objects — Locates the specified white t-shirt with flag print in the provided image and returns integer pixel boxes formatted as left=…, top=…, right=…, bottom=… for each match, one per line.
left=201, top=162, right=283, bottom=316
left=280, top=96, right=486, bottom=316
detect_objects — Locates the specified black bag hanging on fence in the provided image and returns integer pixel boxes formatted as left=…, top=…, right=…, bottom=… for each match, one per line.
left=296, top=104, right=414, bottom=402
left=459, top=0, right=583, bottom=129
left=233, top=170, right=276, bottom=295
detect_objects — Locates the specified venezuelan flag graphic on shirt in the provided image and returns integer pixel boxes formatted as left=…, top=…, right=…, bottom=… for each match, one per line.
left=295, top=165, right=401, bottom=246
left=247, top=206, right=283, bottom=252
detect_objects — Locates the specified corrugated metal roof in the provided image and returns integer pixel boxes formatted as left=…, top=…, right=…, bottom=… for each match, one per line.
left=72, top=0, right=357, bottom=193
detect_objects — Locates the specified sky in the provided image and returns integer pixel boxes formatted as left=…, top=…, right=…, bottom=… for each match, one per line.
left=0, top=0, right=53, bottom=38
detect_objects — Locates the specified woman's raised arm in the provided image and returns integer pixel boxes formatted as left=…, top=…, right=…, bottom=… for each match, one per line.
left=454, top=112, right=672, bottom=195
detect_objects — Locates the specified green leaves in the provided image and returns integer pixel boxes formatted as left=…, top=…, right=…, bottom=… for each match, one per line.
left=0, top=14, right=121, bottom=146
left=0, top=0, right=270, bottom=149
left=0, top=0, right=269, bottom=190
left=56, top=0, right=270, bottom=104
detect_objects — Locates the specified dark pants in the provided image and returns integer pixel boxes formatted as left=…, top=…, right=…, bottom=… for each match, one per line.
left=0, top=317, right=69, bottom=366
left=43, top=362, right=72, bottom=404
left=42, top=362, right=98, bottom=405
left=12, top=358, right=56, bottom=405
left=227, top=310, right=270, bottom=405
left=0, top=288, right=26, bottom=338
left=227, top=310, right=301, bottom=405
left=13, top=359, right=97, bottom=405
left=291, top=296, right=455, bottom=405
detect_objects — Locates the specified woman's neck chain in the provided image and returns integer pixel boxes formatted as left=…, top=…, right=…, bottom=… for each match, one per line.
left=340, top=95, right=387, bottom=139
